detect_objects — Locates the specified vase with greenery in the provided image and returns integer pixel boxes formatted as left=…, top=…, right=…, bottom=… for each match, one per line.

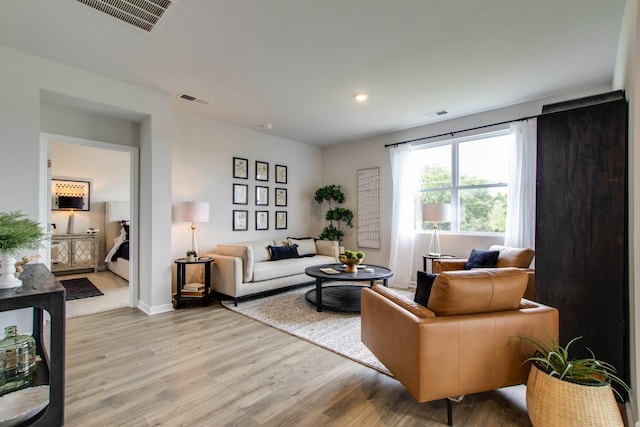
left=339, top=249, right=365, bottom=273
left=0, top=211, right=47, bottom=289
left=314, top=185, right=353, bottom=242
left=520, top=335, right=629, bottom=426
left=186, top=250, right=197, bottom=262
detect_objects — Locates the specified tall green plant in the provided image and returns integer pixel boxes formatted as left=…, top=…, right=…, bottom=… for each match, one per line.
left=314, top=185, right=353, bottom=242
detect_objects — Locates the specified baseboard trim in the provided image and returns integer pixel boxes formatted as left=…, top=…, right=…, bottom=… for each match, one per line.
left=137, top=301, right=174, bottom=315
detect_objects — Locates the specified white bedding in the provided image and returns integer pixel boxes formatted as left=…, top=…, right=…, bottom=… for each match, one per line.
left=105, top=201, right=130, bottom=281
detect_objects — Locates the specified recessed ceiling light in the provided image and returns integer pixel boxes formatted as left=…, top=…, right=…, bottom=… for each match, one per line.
left=261, top=124, right=273, bottom=130
left=354, top=93, right=369, bottom=102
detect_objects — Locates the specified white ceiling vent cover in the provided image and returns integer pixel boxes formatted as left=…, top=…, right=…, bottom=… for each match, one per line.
left=75, top=0, right=175, bottom=33
left=178, top=93, right=210, bottom=106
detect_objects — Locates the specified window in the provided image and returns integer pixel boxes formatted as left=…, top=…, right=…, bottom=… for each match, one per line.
left=411, top=130, right=514, bottom=233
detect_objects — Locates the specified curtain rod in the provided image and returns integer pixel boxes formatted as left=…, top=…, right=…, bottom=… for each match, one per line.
left=384, top=113, right=540, bottom=148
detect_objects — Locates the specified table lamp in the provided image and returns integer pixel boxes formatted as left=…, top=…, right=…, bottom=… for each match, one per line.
left=57, top=196, right=84, bottom=234
left=422, top=203, right=451, bottom=256
left=172, top=201, right=210, bottom=256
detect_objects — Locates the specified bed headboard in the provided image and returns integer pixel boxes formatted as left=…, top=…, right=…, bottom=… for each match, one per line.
left=105, top=201, right=130, bottom=251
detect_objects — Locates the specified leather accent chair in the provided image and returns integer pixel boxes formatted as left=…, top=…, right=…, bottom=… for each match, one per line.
left=361, top=268, right=558, bottom=425
left=432, top=245, right=536, bottom=300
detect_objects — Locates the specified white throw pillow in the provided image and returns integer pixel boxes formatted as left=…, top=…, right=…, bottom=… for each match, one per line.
left=288, top=238, right=317, bottom=256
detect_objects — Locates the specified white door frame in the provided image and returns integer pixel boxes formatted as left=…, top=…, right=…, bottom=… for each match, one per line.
left=39, top=133, right=139, bottom=307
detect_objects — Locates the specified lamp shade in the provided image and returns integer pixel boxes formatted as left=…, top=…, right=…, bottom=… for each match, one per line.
left=58, top=196, right=84, bottom=210
left=172, top=201, right=210, bottom=223
left=422, top=203, right=451, bottom=222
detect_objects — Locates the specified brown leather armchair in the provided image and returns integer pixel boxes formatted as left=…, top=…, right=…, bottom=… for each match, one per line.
left=433, top=245, right=536, bottom=300
left=361, top=268, right=558, bottom=425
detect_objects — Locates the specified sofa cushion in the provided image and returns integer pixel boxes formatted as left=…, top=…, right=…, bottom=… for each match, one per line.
left=288, top=238, right=317, bottom=256
left=464, top=248, right=499, bottom=270
left=252, top=254, right=335, bottom=282
left=489, top=245, right=535, bottom=268
left=248, top=240, right=275, bottom=263
left=269, top=244, right=300, bottom=260
left=414, top=271, right=437, bottom=307
left=427, top=268, right=527, bottom=316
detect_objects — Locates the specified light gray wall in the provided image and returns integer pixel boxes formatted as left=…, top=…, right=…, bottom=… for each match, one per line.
left=613, top=0, right=639, bottom=419
left=171, top=110, right=322, bottom=260
left=0, top=43, right=173, bottom=331
left=320, top=85, right=612, bottom=284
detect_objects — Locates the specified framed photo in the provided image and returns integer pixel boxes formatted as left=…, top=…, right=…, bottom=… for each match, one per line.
left=233, top=157, right=249, bottom=179
left=233, top=210, right=248, bottom=231
left=232, top=183, right=248, bottom=205
left=275, top=188, right=287, bottom=207
left=51, top=178, right=91, bottom=211
left=255, top=185, right=269, bottom=205
left=255, top=211, right=269, bottom=230
left=275, top=164, right=287, bottom=184
left=276, top=211, right=287, bottom=230
left=256, top=161, right=269, bottom=181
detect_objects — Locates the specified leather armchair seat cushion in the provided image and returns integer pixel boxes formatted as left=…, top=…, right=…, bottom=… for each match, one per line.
left=427, top=268, right=527, bottom=316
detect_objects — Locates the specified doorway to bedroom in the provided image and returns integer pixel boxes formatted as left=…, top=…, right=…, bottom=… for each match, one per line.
left=45, top=136, right=137, bottom=318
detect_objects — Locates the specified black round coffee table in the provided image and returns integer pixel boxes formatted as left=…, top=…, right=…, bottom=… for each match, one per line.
left=304, top=263, right=393, bottom=312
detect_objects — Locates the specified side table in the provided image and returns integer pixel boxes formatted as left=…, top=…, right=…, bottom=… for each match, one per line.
left=422, top=254, right=457, bottom=273
left=174, top=257, right=213, bottom=308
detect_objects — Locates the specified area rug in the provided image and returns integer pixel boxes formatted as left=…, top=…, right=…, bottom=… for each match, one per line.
left=222, top=284, right=414, bottom=375
left=59, top=277, right=104, bottom=301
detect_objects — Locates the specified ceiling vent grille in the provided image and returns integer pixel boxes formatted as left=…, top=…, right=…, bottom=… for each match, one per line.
left=178, top=93, right=210, bottom=106
left=75, top=0, right=175, bottom=33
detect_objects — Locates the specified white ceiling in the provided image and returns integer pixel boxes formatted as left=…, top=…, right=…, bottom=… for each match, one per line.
left=0, top=0, right=626, bottom=146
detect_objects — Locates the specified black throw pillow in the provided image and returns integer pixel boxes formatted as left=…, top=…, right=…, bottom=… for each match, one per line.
left=464, top=248, right=500, bottom=270
left=269, top=244, right=299, bottom=261
left=414, top=271, right=437, bottom=307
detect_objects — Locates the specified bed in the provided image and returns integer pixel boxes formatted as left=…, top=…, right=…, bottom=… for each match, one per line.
left=104, top=201, right=130, bottom=281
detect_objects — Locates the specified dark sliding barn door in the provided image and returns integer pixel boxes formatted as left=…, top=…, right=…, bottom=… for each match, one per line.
left=535, top=90, right=629, bottom=398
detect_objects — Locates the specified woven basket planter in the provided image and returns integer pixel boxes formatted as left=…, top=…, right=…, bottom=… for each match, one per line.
left=526, top=364, right=623, bottom=426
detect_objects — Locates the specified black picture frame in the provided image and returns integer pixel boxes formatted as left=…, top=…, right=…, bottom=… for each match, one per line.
left=275, top=164, right=287, bottom=184
left=255, top=185, right=269, bottom=206
left=275, top=211, right=287, bottom=230
left=51, top=178, right=91, bottom=211
left=232, top=183, right=248, bottom=205
left=232, top=210, right=248, bottom=231
left=233, top=157, right=249, bottom=179
left=256, top=161, right=269, bottom=181
left=275, top=188, right=287, bottom=207
left=255, top=210, right=269, bottom=230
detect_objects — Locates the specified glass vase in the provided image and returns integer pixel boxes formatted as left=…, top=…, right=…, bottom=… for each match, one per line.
left=0, top=325, right=37, bottom=396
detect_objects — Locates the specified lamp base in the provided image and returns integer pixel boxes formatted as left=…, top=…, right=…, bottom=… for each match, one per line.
left=428, top=225, right=441, bottom=257
left=67, top=211, right=75, bottom=234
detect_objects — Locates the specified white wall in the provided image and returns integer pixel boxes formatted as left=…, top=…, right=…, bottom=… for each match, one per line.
left=321, top=86, right=612, bottom=286
left=0, top=44, right=173, bottom=331
left=171, top=110, right=322, bottom=259
left=613, top=0, right=639, bottom=422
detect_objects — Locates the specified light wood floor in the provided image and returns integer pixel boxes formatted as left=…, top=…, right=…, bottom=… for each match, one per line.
left=64, top=303, right=533, bottom=427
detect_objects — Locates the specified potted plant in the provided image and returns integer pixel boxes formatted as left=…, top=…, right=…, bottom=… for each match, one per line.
left=314, top=185, right=353, bottom=242
left=186, top=250, right=197, bottom=262
left=520, top=335, right=630, bottom=426
left=339, top=249, right=365, bottom=273
left=0, top=211, right=48, bottom=289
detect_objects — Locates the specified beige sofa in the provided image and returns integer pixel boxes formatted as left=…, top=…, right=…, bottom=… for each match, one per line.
left=208, top=238, right=339, bottom=304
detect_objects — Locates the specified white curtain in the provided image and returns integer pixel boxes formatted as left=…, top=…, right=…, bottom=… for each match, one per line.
left=505, top=118, right=537, bottom=249
left=388, top=144, right=415, bottom=288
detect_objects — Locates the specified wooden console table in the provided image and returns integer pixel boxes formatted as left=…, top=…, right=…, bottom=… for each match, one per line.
left=0, top=263, right=65, bottom=426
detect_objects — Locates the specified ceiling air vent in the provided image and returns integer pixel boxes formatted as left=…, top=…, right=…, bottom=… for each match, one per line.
left=75, top=0, right=175, bottom=33
left=178, top=93, right=210, bottom=106
left=422, top=110, right=448, bottom=120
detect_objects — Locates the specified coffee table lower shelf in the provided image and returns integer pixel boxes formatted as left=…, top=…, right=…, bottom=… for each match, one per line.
left=305, top=285, right=367, bottom=312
